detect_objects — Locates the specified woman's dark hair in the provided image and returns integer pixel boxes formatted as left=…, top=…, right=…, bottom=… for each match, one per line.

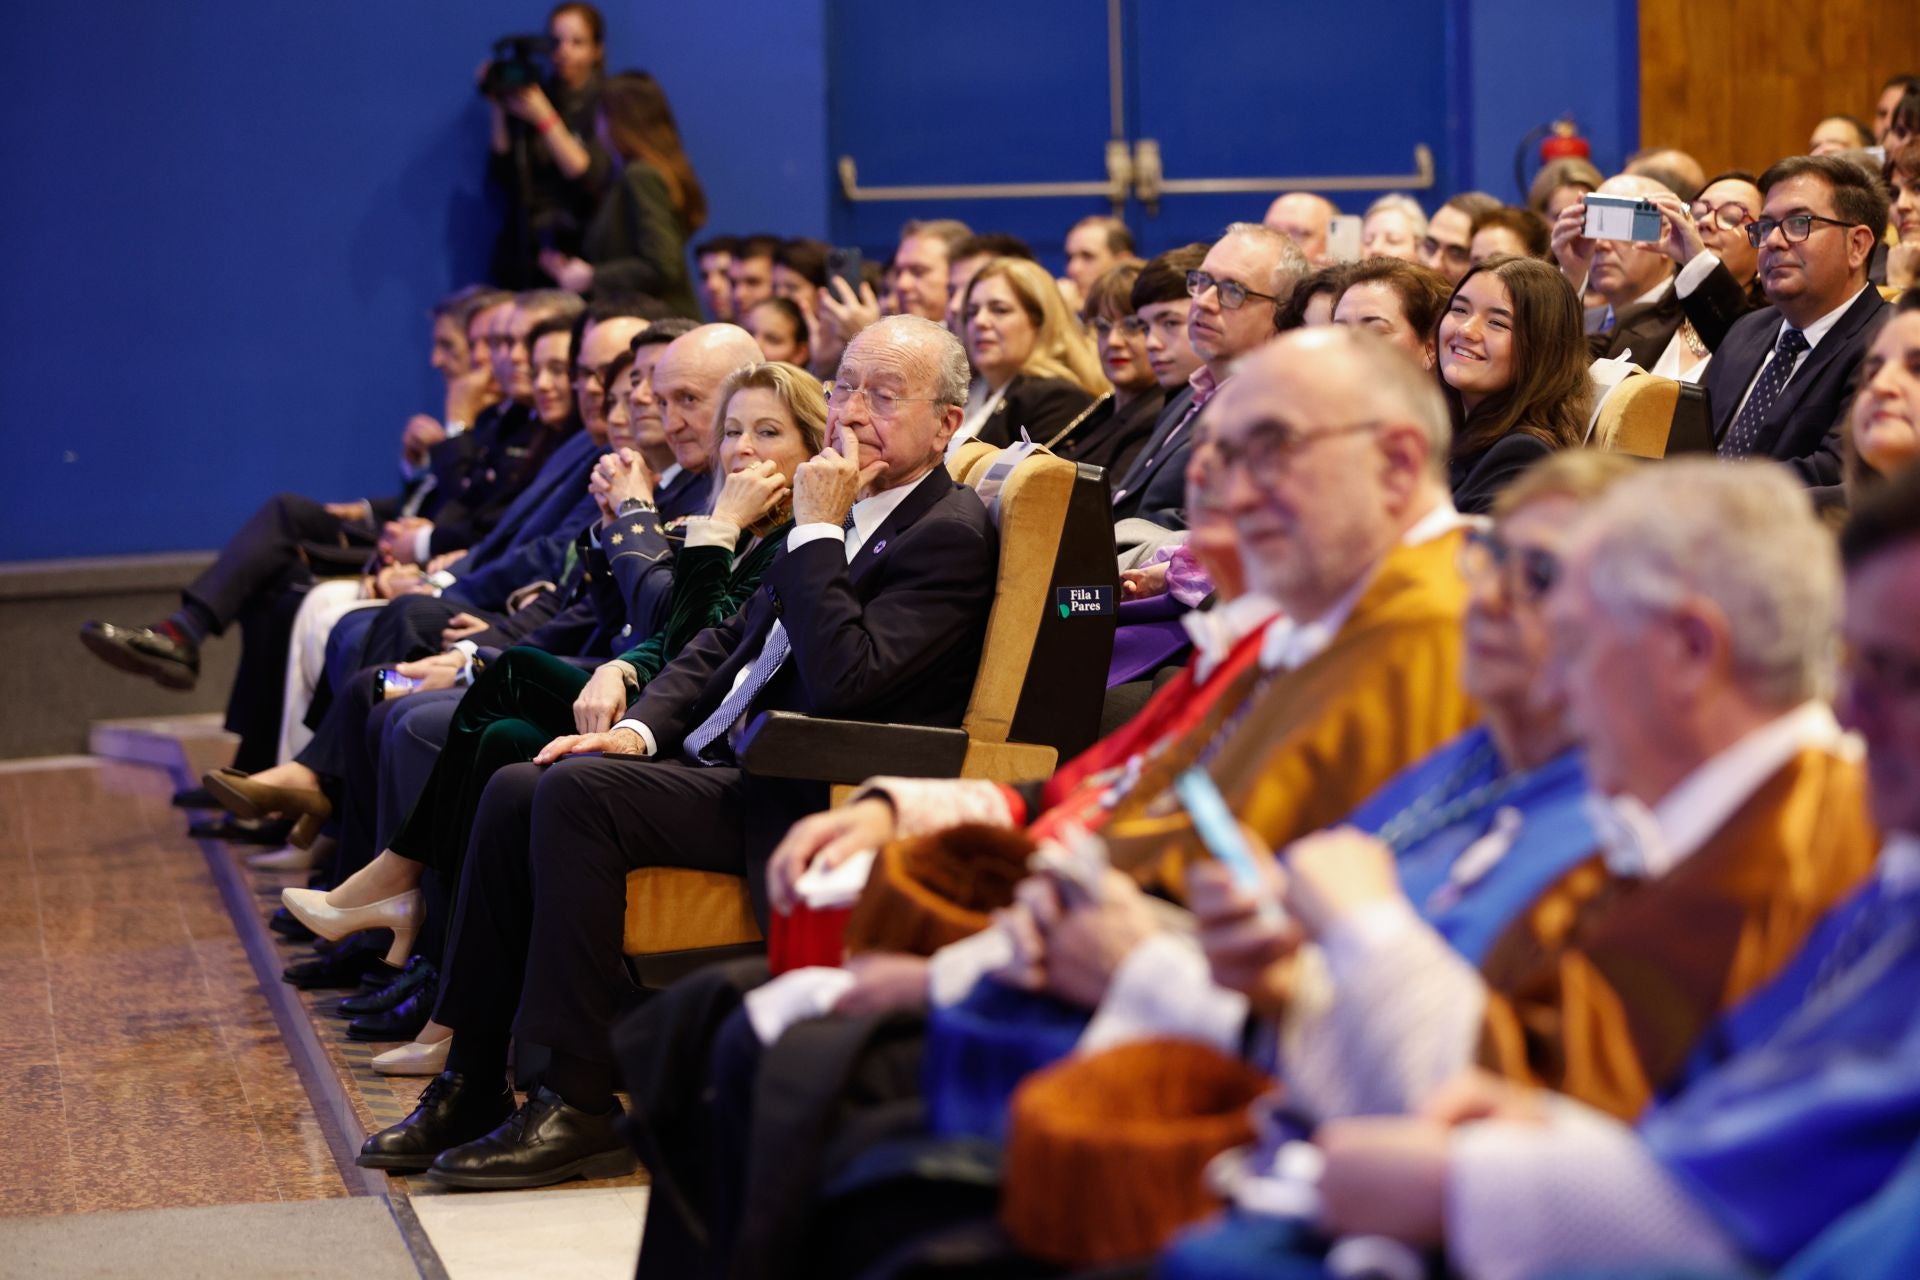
left=1441, top=255, right=1591, bottom=458
left=1275, top=263, right=1355, bottom=331
left=598, top=71, right=708, bottom=233
left=600, top=348, right=635, bottom=419
left=749, top=296, right=809, bottom=344
left=1130, top=243, right=1209, bottom=310
left=548, top=4, right=606, bottom=70
left=1893, top=89, right=1920, bottom=141
left=774, top=238, right=830, bottom=287
left=1083, top=261, right=1143, bottom=321
left=1334, top=257, right=1452, bottom=346
left=1469, top=206, right=1552, bottom=259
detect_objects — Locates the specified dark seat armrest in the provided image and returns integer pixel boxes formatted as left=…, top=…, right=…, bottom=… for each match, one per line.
left=736, top=711, right=969, bottom=784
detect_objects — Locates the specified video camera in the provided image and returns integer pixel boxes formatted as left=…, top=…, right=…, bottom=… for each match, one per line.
left=478, top=34, right=555, bottom=99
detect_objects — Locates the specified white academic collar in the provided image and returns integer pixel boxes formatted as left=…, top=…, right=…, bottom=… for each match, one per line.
left=1779, top=283, right=1872, bottom=351
left=1184, top=594, right=1283, bottom=684
left=1591, top=701, right=1852, bottom=879
left=1882, top=833, right=1920, bottom=897
left=1255, top=497, right=1471, bottom=674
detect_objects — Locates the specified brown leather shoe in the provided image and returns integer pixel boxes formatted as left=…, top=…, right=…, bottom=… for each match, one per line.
left=203, top=768, right=333, bottom=848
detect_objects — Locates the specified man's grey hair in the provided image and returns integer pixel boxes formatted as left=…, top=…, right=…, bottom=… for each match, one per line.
left=1572, top=460, right=1840, bottom=707
left=853, top=314, right=971, bottom=408
left=1364, top=192, right=1428, bottom=237
left=513, top=289, right=585, bottom=325
left=1219, top=222, right=1311, bottom=297
left=1335, top=326, right=1451, bottom=479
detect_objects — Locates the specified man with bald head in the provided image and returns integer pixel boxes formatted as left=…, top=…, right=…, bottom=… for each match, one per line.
left=361, top=315, right=1001, bottom=1189
left=618, top=328, right=1479, bottom=1278
left=1550, top=173, right=1686, bottom=361
left=1263, top=191, right=1338, bottom=266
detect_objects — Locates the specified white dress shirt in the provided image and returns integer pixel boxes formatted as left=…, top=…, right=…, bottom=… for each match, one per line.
left=612, top=476, right=923, bottom=755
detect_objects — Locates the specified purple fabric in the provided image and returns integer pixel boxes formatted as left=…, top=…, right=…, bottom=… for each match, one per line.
left=1107, top=591, right=1194, bottom=686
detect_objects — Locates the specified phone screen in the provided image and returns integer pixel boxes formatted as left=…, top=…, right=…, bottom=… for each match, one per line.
left=1173, top=768, right=1286, bottom=927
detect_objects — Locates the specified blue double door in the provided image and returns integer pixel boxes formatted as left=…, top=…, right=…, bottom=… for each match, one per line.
left=826, top=0, right=1465, bottom=269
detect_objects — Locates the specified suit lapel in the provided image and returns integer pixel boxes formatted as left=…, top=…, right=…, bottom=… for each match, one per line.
left=847, top=465, right=959, bottom=589
left=1754, top=288, right=1886, bottom=449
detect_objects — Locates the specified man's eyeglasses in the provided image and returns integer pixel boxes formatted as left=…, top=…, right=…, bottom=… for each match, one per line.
left=1187, top=270, right=1281, bottom=311
left=1459, top=527, right=1561, bottom=605
left=1420, top=236, right=1471, bottom=266
left=826, top=382, right=939, bottom=419
left=1745, top=213, right=1864, bottom=248
left=1090, top=315, right=1150, bottom=338
left=1688, top=200, right=1756, bottom=232
left=1213, top=419, right=1383, bottom=486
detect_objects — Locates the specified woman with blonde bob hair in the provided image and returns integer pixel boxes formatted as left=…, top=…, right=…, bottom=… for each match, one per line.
left=954, top=256, right=1111, bottom=452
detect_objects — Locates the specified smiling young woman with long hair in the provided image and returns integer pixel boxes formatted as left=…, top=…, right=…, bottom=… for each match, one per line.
left=1435, top=255, right=1592, bottom=513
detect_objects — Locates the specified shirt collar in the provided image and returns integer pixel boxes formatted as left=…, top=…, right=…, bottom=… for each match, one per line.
left=1593, top=701, right=1850, bottom=878
left=1785, top=284, right=1871, bottom=350
left=1628, top=279, right=1675, bottom=310
left=1183, top=593, right=1283, bottom=683
left=1188, top=364, right=1225, bottom=407
left=1403, top=498, right=1476, bottom=546
left=657, top=462, right=684, bottom=492
left=848, top=471, right=924, bottom=553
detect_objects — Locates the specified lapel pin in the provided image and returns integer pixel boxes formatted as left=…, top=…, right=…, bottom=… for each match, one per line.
left=869, top=539, right=887, bottom=556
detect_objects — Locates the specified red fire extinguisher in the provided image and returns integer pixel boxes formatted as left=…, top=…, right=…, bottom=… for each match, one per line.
left=1515, top=117, right=1592, bottom=199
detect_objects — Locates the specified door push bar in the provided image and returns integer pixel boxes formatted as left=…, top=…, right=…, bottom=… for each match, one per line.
left=834, top=142, right=1435, bottom=213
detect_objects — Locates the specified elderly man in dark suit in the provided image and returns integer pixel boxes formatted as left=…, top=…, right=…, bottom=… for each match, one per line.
left=356, top=314, right=999, bottom=1188
left=1704, top=154, right=1891, bottom=498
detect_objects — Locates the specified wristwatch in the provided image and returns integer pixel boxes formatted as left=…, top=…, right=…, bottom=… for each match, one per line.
left=616, top=497, right=657, bottom=518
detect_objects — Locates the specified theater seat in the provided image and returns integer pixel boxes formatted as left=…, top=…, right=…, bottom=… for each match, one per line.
left=621, top=446, right=1118, bottom=984
left=1590, top=371, right=1713, bottom=458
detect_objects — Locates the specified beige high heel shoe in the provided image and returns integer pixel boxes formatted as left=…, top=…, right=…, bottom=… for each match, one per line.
left=372, top=1037, right=450, bottom=1076
left=281, top=887, right=423, bottom=968
left=205, top=767, right=333, bottom=849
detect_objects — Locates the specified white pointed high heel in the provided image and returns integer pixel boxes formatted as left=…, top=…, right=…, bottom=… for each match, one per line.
left=281, top=887, right=422, bottom=968
left=246, top=845, right=319, bottom=872
left=371, top=1036, right=451, bottom=1076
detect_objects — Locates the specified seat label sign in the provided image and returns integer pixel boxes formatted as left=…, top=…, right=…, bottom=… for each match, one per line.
left=1057, top=585, right=1115, bottom=618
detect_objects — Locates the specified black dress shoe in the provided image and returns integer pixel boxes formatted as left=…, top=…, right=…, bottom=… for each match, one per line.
left=282, top=941, right=390, bottom=990
left=268, top=906, right=317, bottom=942
left=358, top=1072, right=516, bottom=1172
left=78, top=621, right=199, bottom=691
left=347, top=978, right=437, bottom=1041
left=428, top=1086, right=636, bottom=1189
left=172, top=785, right=218, bottom=809
left=339, top=957, right=437, bottom=1016
left=187, top=814, right=295, bottom=845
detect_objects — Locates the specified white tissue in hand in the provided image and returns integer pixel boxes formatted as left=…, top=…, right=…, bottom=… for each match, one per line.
left=793, top=846, right=878, bottom=908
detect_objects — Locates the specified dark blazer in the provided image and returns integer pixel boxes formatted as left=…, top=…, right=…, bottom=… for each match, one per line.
left=1450, top=432, right=1556, bottom=516
left=1050, top=387, right=1164, bottom=479
left=1590, top=282, right=1685, bottom=364
left=581, top=161, right=700, bottom=318
left=1678, top=258, right=1767, bottom=353
left=975, top=374, right=1099, bottom=450
left=626, top=464, right=999, bottom=757
left=1111, top=385, right=1200, bottom=529
left=1702, top=286, right=1891, bottom=494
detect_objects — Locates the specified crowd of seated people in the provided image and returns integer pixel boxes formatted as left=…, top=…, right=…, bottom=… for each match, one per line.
left=68, top=62, right=1920, bottom=1279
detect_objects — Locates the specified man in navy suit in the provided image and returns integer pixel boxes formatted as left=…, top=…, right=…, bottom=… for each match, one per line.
left=1703, top=154, right=1890, bottom=499
left=358, top=315, right=1000, bottom=1187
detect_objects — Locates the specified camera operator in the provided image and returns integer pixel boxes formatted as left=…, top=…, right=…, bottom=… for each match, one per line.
left=481, top=2, right=611, bottom=287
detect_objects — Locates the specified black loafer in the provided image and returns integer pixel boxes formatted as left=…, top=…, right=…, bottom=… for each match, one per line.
left=428, top=1086, right=635, bottom=1189
left=78, top=621, right=200, bottom=691
left=358, top=1072, right=516, bottom=1172
left=172, top=785, right=219, bottom=809
left=347, top=979, right=437, bottom=1042
left=187, top=814, right=294, bottom=845
left=339, top=957, right=437, bottom=1016
left=281, top=941, right=390, bottom=990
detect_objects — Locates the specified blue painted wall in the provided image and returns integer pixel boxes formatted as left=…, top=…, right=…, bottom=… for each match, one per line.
left=0, top=0, right=1625, bottom=562
left=0, top=0, right=827, bottom=562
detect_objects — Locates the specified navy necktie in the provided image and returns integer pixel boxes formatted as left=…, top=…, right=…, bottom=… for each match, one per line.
left=1720, top=327, right=1808, bottom=457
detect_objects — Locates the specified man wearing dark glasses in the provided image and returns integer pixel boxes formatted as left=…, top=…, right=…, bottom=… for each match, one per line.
left=1702, top=154, right=1890, bottom=500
